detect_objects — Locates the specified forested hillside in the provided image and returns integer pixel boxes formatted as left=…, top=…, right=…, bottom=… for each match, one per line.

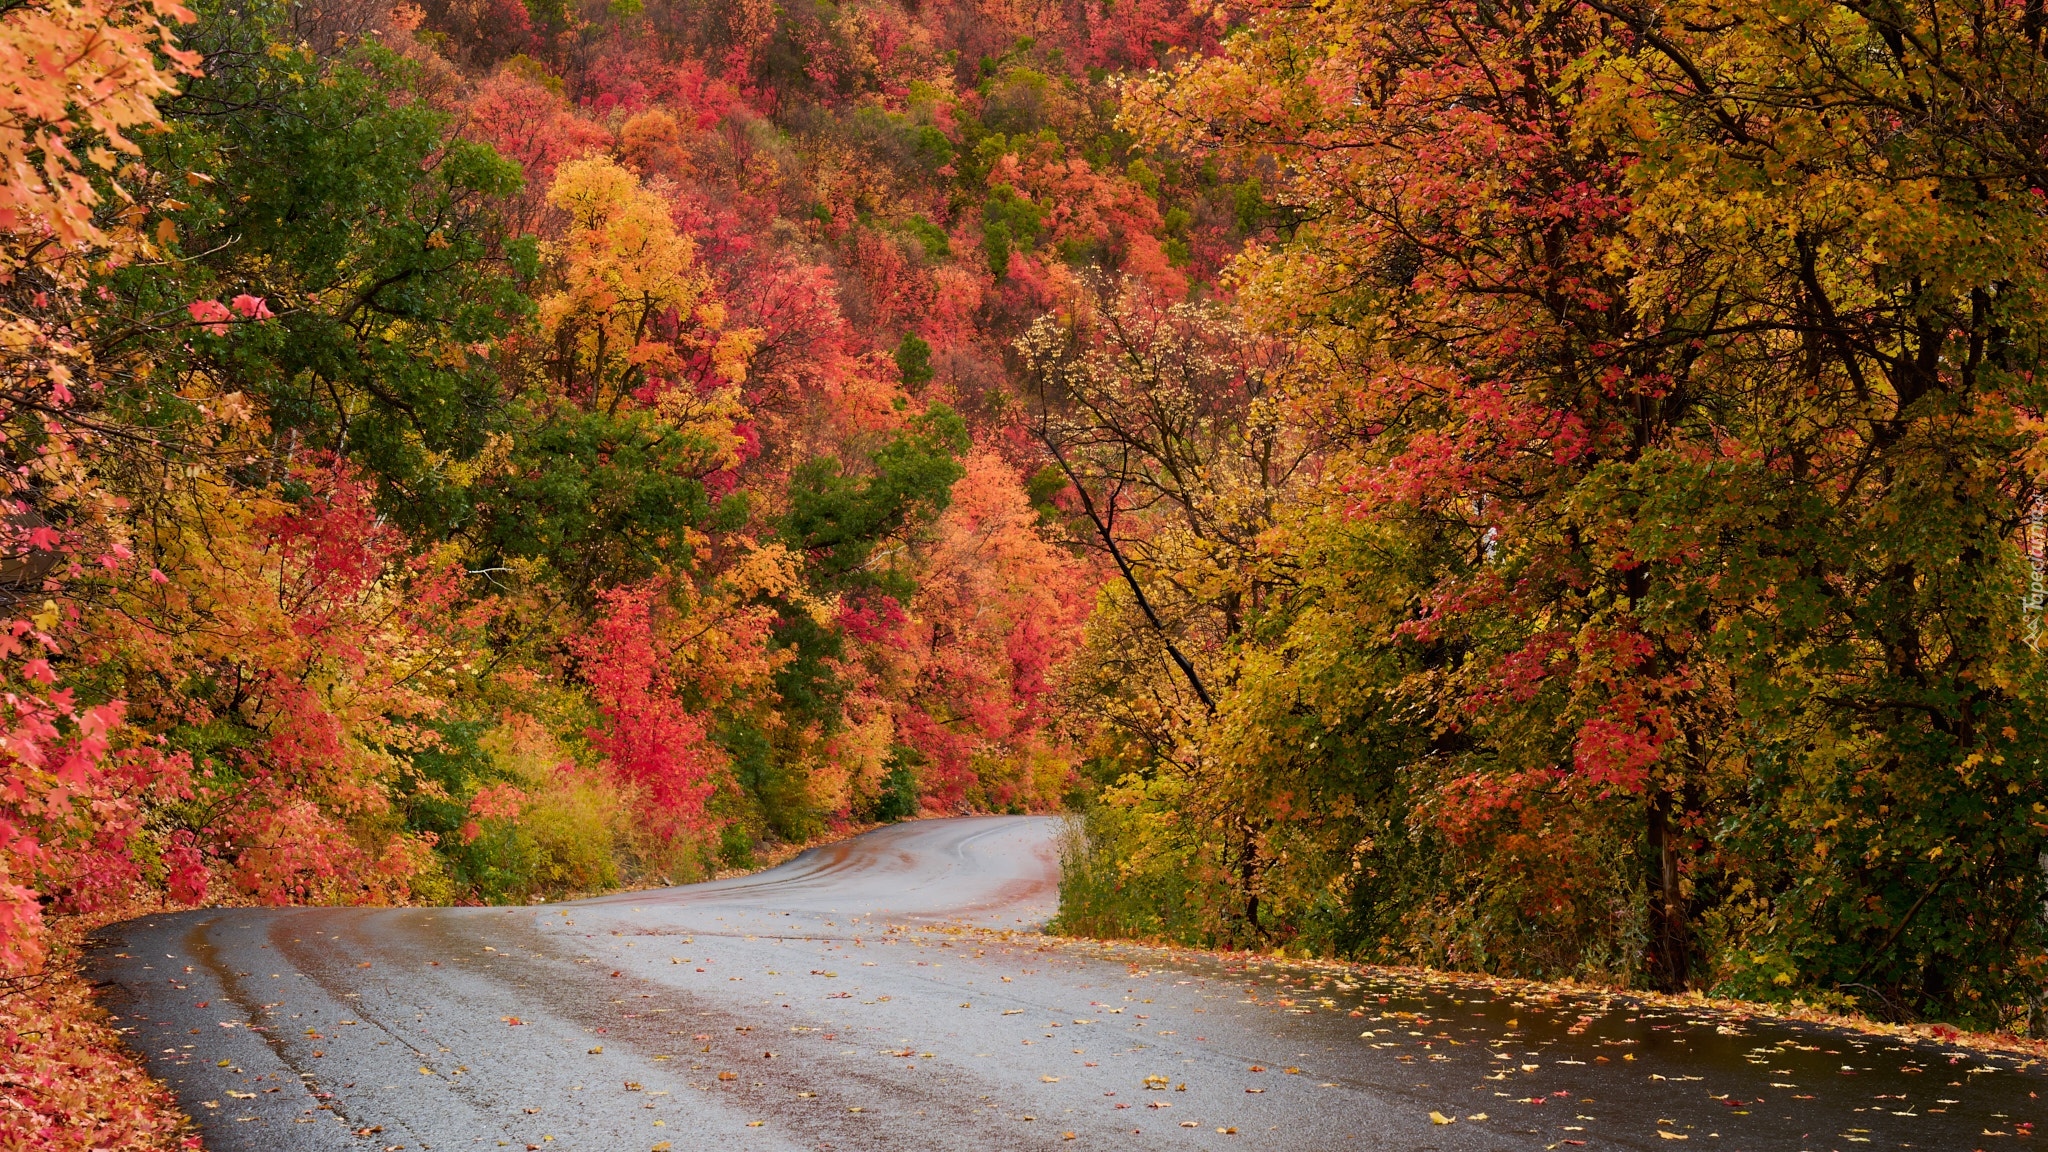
left=5, top=0, right=2048, bottom=1091
left=0, top=0, right=1237, bottom=972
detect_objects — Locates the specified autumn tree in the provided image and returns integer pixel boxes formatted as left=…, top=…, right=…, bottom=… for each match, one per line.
left=107, top=5, right=534, bottom=535
left=1021, top=283, right=1320, bottom=942
left=1582, top=0, right=2048, bottom=1016
left=1103, top=0, right=2048, bottom=1020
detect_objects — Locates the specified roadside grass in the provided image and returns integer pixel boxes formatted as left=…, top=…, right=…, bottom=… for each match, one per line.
left=1046, top=809, right=1211, bottom=944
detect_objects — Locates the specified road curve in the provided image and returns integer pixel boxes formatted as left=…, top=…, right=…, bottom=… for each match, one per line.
left=91, top=815, right=2043, bottom=1151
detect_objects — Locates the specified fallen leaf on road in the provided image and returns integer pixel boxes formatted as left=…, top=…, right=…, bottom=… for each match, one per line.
left=1467, top=1113, right=1489, bottom=1121
left=1180, top=1121, right=1198, bottom=1128
left=503, top=1016, right=524, bottom=1026
left=1063, top=1132, right=1076, bottom=1140
left=588, top=1046, right=603, bottom=1054
left=227, top=1091, right=255, bottom=1099
left=718, top=1071, right=737, bottom=1081
left=1042, top=1075, right=1060, bottom=1082
left=1245, top=1088, right=1264, bottom=1094
left=1217, top=1127, right=1238, bottom=1134
left=652, top=1143, right=671, bottom=1151
left=1658, top=1133, right=1689, bottom=1141
left=1284, top=1067, right=1301, bottom=1074
left=523, top=1108, right=541, bottom=1114
left=746, top=1121, right=764, bottom=1127
left=1430, top=1112, right=1454, bottom=1125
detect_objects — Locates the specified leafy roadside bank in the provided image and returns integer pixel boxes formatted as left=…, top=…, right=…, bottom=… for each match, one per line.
left=1041, top=932, right=2048, bottom=1065
left=2, top=915, right=199, bottom=1152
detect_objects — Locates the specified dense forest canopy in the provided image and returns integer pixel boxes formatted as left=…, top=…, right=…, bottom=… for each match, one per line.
left=2, top=0, right=2047, bottom=1037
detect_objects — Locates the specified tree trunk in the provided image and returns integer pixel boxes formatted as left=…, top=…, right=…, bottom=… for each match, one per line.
left=1645, top=791, right=1690, bottom=992
left=1235, top=813, right=1264, bottom=944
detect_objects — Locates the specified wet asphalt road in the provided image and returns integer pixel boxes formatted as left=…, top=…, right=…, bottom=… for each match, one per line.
left=89, top=815, right=2045, bottom=1151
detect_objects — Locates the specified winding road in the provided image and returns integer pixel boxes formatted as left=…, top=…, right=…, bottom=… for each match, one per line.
left=90, top=816, right=2043, bottom=1151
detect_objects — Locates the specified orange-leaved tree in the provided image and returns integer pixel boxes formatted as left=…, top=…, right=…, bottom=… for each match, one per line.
left=0, top=0, right=197, bottom=976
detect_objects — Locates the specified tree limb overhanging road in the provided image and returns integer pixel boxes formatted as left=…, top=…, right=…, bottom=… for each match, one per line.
left=89, top=816, right=2042, bottom=1151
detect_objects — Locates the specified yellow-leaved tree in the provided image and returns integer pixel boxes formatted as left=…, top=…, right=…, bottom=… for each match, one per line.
left=539, top=154, right=754, bottom=413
